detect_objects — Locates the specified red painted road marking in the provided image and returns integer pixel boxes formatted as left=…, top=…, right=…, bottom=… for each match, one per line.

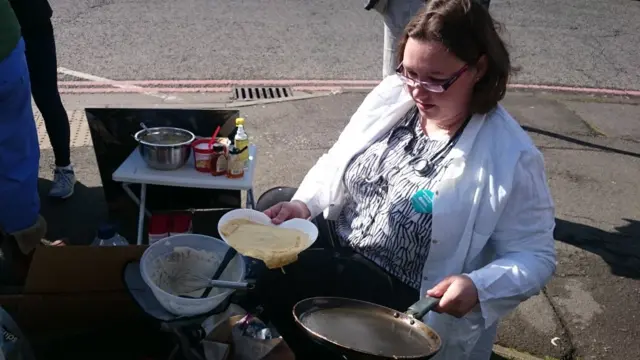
left=508, top=84, right=640, bottom=97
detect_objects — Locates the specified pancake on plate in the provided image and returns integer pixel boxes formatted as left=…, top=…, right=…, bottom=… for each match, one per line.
left=220, top=219, right=310, bottom=269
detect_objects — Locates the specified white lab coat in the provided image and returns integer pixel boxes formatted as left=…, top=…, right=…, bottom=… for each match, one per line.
left=292, top=75, right=557, bottom=359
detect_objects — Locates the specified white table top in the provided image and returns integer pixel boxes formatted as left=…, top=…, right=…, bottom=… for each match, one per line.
left=112, top=144, right=257, bottom=190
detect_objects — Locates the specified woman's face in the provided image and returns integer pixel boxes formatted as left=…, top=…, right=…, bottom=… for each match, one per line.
left=401, top=38, right=485, bottom=124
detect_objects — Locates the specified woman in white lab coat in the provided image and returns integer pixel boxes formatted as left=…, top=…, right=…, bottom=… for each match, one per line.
left=253, top=1, right=556, bottom=359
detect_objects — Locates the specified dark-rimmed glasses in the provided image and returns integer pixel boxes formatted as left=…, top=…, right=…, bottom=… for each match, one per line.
left=396, top=62, right=469, bottom=93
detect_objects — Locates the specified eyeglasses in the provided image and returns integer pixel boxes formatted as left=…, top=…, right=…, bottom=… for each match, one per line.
left=396, top=62, right=469, bottom=93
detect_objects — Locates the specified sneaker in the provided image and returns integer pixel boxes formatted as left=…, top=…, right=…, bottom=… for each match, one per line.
left=49, top=166, right=77, bottom=199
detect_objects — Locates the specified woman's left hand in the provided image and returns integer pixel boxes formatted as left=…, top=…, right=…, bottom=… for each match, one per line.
left=426, top=275, right=479, bottom=318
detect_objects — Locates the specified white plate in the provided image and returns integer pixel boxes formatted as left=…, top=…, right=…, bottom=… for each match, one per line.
left=217, top=208, right=318, bottom=251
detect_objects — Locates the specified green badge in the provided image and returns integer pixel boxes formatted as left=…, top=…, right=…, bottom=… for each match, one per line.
left=411, top=189, right=434, bottom=214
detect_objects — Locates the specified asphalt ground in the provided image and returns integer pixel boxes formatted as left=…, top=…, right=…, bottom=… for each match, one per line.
left=50, top=0, right=640, bottom=90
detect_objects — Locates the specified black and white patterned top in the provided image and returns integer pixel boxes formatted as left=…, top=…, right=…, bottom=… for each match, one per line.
left=336, top=107, right=456, bottom=289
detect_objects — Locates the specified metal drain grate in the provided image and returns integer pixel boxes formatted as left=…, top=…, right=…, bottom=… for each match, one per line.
left=232, top=86, right=293, bottom=101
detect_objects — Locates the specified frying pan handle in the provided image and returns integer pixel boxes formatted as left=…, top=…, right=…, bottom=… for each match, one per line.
left=406, top=296, right=440, bottom=320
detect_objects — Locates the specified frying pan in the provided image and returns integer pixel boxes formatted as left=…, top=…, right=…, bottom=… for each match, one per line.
left=293, top=296, right=441, bottom=360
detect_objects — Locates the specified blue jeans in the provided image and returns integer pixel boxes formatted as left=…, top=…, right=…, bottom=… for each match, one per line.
left=0, top=39, right=40, bottom=234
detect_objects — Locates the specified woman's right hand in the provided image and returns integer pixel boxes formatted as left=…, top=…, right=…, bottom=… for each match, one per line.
left=264, top=200, right=311, bottom=225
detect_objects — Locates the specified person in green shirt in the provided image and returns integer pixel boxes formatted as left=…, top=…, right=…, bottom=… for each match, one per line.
left=0, top=0, right=21, bottom=61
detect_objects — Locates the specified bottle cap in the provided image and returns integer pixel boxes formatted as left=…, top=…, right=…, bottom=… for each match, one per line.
left=236, top=118, right=245, bottom=126
left=97, top=224, right=116, bottom=239
left=212, top=143, right=225, bottom=152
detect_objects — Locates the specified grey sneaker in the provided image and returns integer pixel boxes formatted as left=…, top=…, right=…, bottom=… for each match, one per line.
left=49, top=166, right=76, bottom=199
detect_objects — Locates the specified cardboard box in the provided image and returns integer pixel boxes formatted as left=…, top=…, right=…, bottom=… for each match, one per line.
left=0, top=245, right=147, bottom=339
left=203, top=315, right=295, bottom=360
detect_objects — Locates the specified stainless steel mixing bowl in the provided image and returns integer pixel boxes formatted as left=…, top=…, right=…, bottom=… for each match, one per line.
left=134, top=127, right=196, bottom=170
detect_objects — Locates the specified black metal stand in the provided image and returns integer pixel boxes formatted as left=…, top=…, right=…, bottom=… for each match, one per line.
left=124, top=261, right=232, bottom=360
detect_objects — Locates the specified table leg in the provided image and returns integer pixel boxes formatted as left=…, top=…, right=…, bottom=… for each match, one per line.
left=246, top=188, right=256, bottom=209
left=121, top=183, right=152, bottom=218
left=137, top=183, right=147, bottom=245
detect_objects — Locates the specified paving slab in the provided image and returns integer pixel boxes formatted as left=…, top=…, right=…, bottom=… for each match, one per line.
left=546, top=274, right=640, bottom=360
left=543, top=147, right=640, bottom=237
left=496, top=294, right=571, bottom=359
left=562, top=101, right=640, bottom=140
left=501, top=93, right=597, bottom=136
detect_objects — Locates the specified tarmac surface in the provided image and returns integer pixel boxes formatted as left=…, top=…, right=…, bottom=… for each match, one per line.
left=36, top=89, right=640, bottom=360
left=50, top=0, right=640, bottom=90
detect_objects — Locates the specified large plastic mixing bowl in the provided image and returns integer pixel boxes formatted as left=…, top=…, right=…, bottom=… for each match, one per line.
left=140, top=234, right=245, bottom=316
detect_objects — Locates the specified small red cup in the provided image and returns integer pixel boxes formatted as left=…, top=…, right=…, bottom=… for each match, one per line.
left=148, top=214, right=170, bottom=244
left=171, top=213, right=193, bottom=235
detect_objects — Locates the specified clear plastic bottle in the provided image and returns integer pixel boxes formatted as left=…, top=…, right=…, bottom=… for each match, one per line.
left=92, top=224, right=129, bottom=246
left=234, top=117, right=250, bottom=167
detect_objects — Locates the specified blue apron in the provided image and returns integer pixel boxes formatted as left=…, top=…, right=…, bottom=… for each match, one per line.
left=0, top=38, right=40, bottom=234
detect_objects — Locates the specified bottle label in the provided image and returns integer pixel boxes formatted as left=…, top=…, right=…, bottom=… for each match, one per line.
left=2, top=325, right=18, bottom=353
left=235, top=140, right=250, bottom=163
left=228, top=155, right=244, bottom=176
left=195, top=153, right=212, bottom=171
left=215, top=155, right=228, bottom=173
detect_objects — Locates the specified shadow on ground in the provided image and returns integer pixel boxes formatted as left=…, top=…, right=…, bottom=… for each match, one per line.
left=554, top=218, right=640, bottom=279
left=38, top=178, right=234, bottom=245
left=523, top=125, right=640, bottom=159
left=38, top=178, right=107, bottom=245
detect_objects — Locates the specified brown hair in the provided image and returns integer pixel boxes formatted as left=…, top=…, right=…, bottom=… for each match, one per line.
left=397, top=0, right=514, bottom=114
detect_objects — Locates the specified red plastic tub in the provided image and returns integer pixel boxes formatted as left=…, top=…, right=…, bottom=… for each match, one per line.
left=191, top=138, right=214, bottom=172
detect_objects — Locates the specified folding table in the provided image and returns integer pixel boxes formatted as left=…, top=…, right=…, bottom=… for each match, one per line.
left=112, top=145, right=257, bottom=245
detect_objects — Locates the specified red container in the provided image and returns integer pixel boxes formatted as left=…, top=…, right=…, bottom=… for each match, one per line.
left=170, top=213, right=193, bottom=235
left=191, top=138, right=214, bottom=172
left=148, top=214, right=170, bottom=244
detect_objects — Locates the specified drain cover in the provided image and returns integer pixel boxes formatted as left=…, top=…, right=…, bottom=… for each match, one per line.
left=232, top=86, right=293, bottom=101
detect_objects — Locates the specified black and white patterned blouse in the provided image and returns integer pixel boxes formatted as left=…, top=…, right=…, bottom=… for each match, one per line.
left=336, top=107, right=457, bottom=289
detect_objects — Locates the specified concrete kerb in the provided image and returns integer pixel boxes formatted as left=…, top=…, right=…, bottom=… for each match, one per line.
left=59, top=84, right=640, bottom=112
left=66, top=91, right=338, bottom=109
left=161, top=90, right=337, bottom=108
left=493, top=345, right=551, bottom=360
